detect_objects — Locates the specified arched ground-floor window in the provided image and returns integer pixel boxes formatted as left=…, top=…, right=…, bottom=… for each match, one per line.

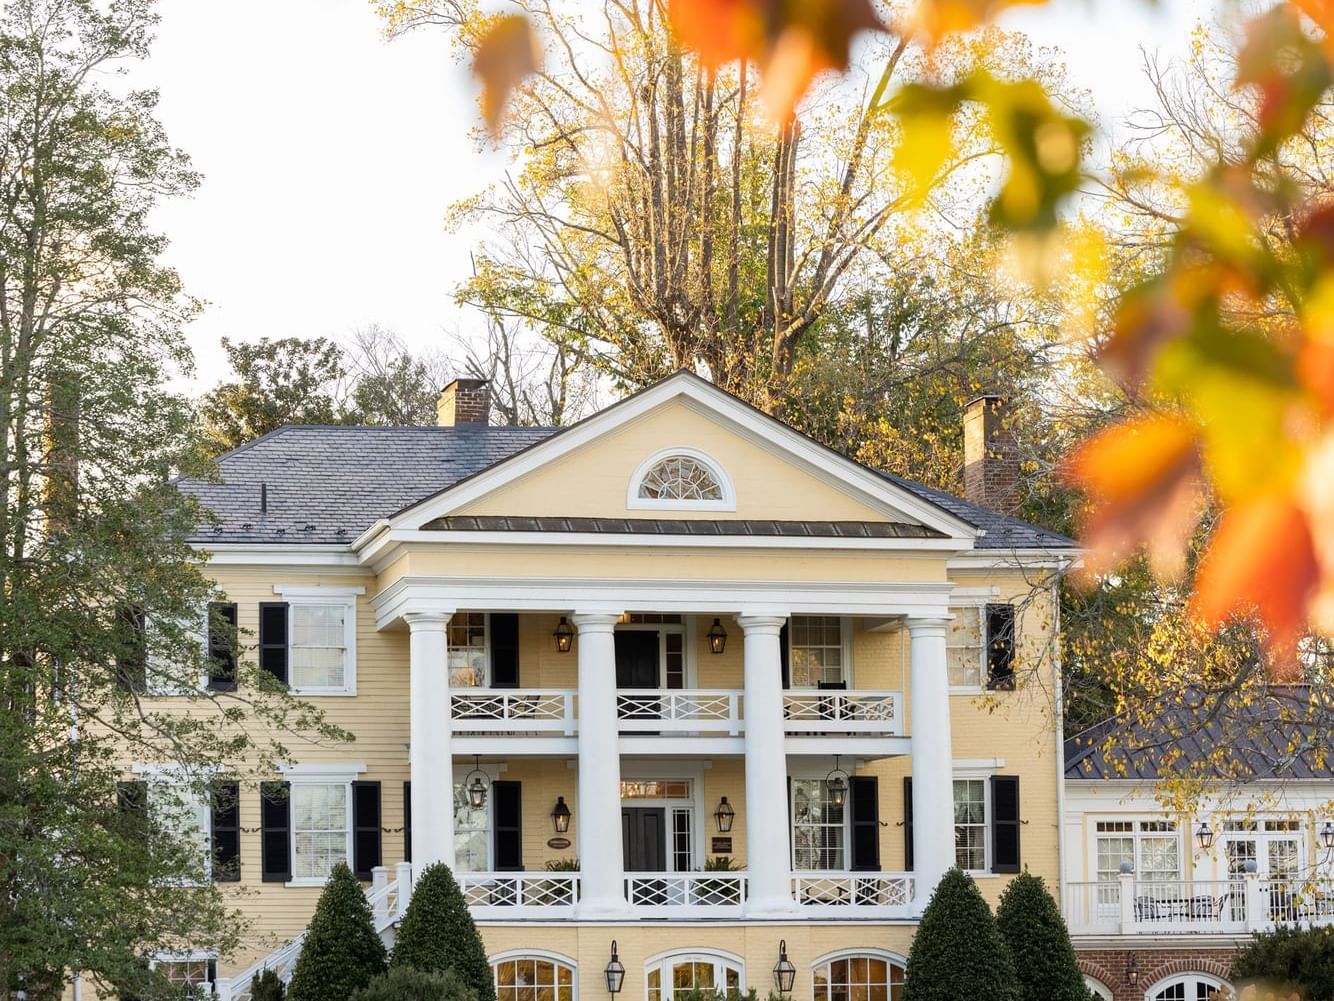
left=1083, top=975, right=1112, bottom=1000
left=1147, top=973, right=1230, bottom=1001
left=493, top=953, right=576, bottom=1001
left=646, top=951, right=743, bottom=1001
left=812, top=951, right=906, bottom=1001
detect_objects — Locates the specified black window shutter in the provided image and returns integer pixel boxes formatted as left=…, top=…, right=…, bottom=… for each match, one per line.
left=207, top=602, right=238, bottom=692
left=260, top=781, right=291, bottom=882
left=991, top=775, right=1021, bottom=873
left=903, top=776, right=914, bottom=872
left=210, top=780, right=241, bottom=882
left=779, top=621, right=790, bottom=689
left=494, top=780, right=523, bottom=871
left=403, top=780, right=412, bottom=863
left=986, top=604, right=1016, bottom=691
left=352, top=781, right=382, bottom=879
left=116, top=607, right=147, bottom=692
left=117, top=780, right=148, bottom=838
left=258, top=602, right=289, bottom=686
left=491, top=614, right=520, bottom=689
left=850, top=776, right=880, bottom=871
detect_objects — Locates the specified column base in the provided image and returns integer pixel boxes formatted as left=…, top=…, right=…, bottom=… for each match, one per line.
left=574, top=898, right=636, bottom=920
left=741, top=896, right=802, bottom=919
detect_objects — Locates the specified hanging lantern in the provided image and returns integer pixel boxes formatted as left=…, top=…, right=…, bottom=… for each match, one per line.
left=707, top=618, right=728, bottom=655
left=554, top=617, right=575, bottom=653
left=464, top=755, right=489, bottom=809
left=824, top=755, right=849, bottom=810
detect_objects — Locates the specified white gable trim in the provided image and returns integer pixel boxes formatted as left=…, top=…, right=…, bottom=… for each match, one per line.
left=382, top=373, right=979, bottom=540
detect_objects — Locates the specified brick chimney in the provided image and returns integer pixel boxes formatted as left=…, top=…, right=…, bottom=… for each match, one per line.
left=436, top=378, right=492, bottom=427
left=962, top=395, right=1020, bottom=514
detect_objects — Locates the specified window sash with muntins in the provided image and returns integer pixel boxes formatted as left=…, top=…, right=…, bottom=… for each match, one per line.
left=788, top=616, right=845, bottom=688
left=291, top=783, right=349, bottom=880
left=953, top=779, right=987, bottom=871
left=793, top=777, right=846, bottom=870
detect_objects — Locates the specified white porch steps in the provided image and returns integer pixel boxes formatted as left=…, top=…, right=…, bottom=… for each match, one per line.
left=212, top=862, right=412, bottom=1001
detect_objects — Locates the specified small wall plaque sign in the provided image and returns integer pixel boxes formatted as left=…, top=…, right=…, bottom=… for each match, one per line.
left=711, top=837, right=733, bottom=853
left=547, top=836, right=572, bottom=850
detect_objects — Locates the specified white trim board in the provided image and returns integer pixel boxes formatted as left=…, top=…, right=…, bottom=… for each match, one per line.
left=374, top=373, right=980, bottom=541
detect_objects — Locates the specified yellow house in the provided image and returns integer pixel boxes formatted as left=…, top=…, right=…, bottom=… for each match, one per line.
left=132, top=372, right=1076, bottom=1001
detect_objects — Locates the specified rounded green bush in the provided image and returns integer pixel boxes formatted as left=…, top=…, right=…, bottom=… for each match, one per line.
left=995, top=871, right=1091, bottom=1001
left=904, top=868, right=1019, bottom=1001
left=352, top=965, right=480, bottom=1001
left=392, top=863, right=497, bottom=1001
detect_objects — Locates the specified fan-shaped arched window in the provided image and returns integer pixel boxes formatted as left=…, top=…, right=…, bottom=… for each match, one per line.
left=493, top=954, right=576, bottom=1001
left=812, top=952, right=906, bottom=1001
left=1146, top=973, right=1229, bottom=1001
left=628, top=448, right=734, bottom=510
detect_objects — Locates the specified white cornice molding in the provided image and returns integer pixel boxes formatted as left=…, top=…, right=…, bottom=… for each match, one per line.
left=372, top=573, right=955, bottom=630
left=378, top=373, right=980, bottom=540
left=197, top=543, right=360, bottom=569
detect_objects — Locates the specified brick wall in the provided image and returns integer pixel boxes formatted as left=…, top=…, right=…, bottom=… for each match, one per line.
left=436, top=378, right=491, bottom=426
left=1077, top=945, right=1239, bottom=1000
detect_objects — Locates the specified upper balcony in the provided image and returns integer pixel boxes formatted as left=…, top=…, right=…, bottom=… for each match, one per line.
left=448, top=686, right=906, bottom=757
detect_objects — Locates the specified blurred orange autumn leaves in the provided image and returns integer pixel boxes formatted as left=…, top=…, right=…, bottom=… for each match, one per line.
left=466, top=0, right=1334, bottom=667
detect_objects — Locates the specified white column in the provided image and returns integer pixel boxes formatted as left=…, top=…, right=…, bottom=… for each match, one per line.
left=736, top=614, right=799, bottom=917
left=572, top=611, right=631, bottom=917
left=407, top=611, right=455, bottom=872
left=909, top=616, right=954, bottom=913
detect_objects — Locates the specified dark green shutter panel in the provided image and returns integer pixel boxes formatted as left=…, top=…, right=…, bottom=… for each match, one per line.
left=210, top=780, right=241, bottom=882
left=491, top=614, right=520, bottom=688
left=260, top=781, right=291, bottom=882
left=779, top=621, right=790, bottom=689
left=403, top=780, right=412, bottom=863
left=985, top=603, right=1016, bottom=691
left=258, top=602, right=289, bottom=685
left=207, top=602, right=238, bottom=692
left=903, top=777, right=913, bottom=871
left=352, top=780, right=382, bottom=879
left=494, top=780, right=523, bottom=871
left=116, top=607, right=147, bottom=692
left=850, top=776, right=880, bottom=871
left=991, top=775, right=1021, bottom=873
left=117, top=780, right=148, bottom=839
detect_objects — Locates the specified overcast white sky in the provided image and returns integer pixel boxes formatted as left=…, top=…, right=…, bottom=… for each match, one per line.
left=136, top=0, right=1221, bottom=387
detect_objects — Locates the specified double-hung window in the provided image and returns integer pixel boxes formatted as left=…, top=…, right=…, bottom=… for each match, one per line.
left=292, top=783, right=350, bottom=881
left=788, top=616, right=847, bottom=687
left=953, top=779, right=987, bottom=870
left=449, top=612, right=489, bottom=688
left=276, top=588, right=359, bottom=695
left=1093, top=820, right=1180, bottom=884
left=792, top=777, right=846, bottom=869
left=946, top=604, right=1016, bottom=690
left=144, top=777, right=212, bottom=885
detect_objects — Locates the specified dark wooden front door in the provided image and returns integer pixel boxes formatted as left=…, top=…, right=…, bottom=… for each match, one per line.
left=615, top=631, right=659, bottom=687
left=622, top=807, right=668, bottom=871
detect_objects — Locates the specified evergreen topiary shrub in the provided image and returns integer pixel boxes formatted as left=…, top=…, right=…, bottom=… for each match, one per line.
left=903, top=868, right=1019, bottom=1001
left=995, top=871, right=1090, bottom=1001
left=250, top=968, right=284, bottom=1001
left=285, top=862, right=387, bottom=1001
left=392, top=863, right=497, bottom=1001
left=1232, top=924, right=1334, bottom=1000
left=351, top=965, right=479, bottom=1001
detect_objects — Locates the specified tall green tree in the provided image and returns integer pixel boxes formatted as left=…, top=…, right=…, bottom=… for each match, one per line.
left=285, top=864, right=387, bottom=1001
left=391, top=863, right=496, bottom=1001
left=0, top=2, right=342, bottom=997
left=994, top=872, right=1090, bottom=1001
left=903, top=869, right=1019, bottom=1001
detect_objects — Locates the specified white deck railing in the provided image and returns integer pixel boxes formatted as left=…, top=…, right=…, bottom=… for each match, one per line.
left=1063, top=880, right=1123, bottom=935
left=457, top=871, right=581, bottom=917
left=450, top=690, right=577, bottom=734
left=1129, top=879, right=1249, bottom=933
left=625, top=871, right=748, bottom=915
left=783, top=691, right=902, bottom=735
left=617, top=690, right=743, bottom=734
left=793, top=871, right=914, bottom=915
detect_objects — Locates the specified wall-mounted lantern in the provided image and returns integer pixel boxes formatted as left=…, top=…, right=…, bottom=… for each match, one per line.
left=554, top=617, right=575, bottom=653
left=773, top=940, right=796, bottom=995
left=708, top=618, right=728, bottom=655
left=1125, top=954, right=1139, bottom=987
left=552, top=796, right=572, bottom=834
left=1195, top=822, right=1215, bottom=851
left=1322, top=821, right=1334, bottom=850
left=714, top=797, right=735, bottom=833
left=605, top=941, right=625, bottom=994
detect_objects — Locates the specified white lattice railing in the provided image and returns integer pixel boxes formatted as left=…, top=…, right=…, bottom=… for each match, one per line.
left=783, top=691, right=903, bottom=735
left=450, top=689, right=577, bottom=734
left=457, top=871, right=581, bottom=915
left=793, top=871, right=914, bottom=913
left=625, top=871, right=748, bottom=913
left=617, top=689, right=743, bottom=734
left=214, top=863, right=409, bottom=1001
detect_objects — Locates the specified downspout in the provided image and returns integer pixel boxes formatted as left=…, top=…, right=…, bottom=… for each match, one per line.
left=1052, top=576, right=1067, bottom=901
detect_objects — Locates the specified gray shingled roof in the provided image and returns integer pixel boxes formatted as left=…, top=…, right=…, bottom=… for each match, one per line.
left=179, top=425, right=555, bottom=544
left=1065, top=687, right=1334, bottom=781
left=422, top=516, right=946, bottom=538
left=178, top=412, right=1075, bottom=551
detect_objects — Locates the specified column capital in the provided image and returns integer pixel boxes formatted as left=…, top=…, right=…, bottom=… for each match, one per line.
left=734, top=614, right=788, bottom=635
left=907, top=615, right=951, bottom=638
left=404, top=610, right=453, bottom=632
left=570, top=611, right=622, bottom=633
